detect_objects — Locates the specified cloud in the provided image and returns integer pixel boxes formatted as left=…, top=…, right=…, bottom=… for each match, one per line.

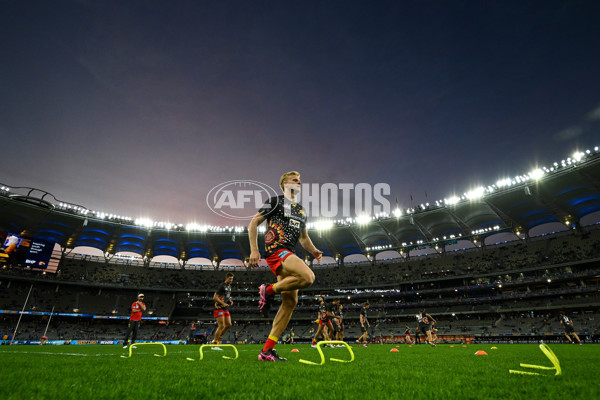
left=585, top=105, right=600, bottom=121
left=554, top=126, right=583, bottom=141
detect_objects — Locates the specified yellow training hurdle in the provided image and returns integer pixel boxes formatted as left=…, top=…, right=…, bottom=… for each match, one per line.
left=120, top=342, right=167, bottom=358
left=509, top=343, right=561, bottom=376
left=299, top=340, right=355, bottom=366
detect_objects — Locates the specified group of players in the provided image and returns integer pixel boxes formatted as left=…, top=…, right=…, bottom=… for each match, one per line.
left=119, top=171, right=585, bottom=360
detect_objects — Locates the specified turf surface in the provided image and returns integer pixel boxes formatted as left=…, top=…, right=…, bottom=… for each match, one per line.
left=0, top=343, right=596, bottom=399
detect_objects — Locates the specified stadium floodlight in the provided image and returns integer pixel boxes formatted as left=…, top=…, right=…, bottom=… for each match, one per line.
left=356, top=214, right=371, bottom=225
left=314, top=220, right=334, bottom=231
left=393, top=208, right=402, bottom=217
left=466, top=187, right=485, bottom=200
left=135, top=218, right=153, bottom=228
left=529, top=169, right=545, bottom=181
left=258, top=225, right=266, bottom=233
left=573, top=151, right=584, bottom=162
left=445, top=196, right=460, bottom=205
left=186, top=223, right=208, bottom=232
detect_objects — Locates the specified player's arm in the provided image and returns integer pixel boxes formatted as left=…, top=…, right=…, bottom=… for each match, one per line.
left=360, top=314, right=365, bottom=326
left=139, top=301, right=146, bottom=311
left=426, top=313, right=436, bottom=323
left=248, top=212, right=266, bottom=268
left=299, top=228, right=322, bottom=263
left=213, top=293, right=229, bottom=308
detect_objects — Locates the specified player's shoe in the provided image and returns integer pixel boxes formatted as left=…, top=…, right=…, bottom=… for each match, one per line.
left=363, top=344, right=368, bottom=347
left=429, top=341, right=436, bottom=347
left=258, top=284, right=274, bottom=317
left=123, top=344, right=128, bottom=349
left=258, top=348, right=287, bottom=362
left=211, top=347, right=223, bottom=351
left=311, top=343, right=317, bottom=348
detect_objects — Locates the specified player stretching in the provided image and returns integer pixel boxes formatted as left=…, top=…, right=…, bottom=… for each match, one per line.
left=123, top=293, right=146, bottom=348
left=249, top=171, right=322, bottom=362
left=416, top=310, right=436, bottom=347
left=211, top=273, right=234, bottom=350
left=312, top=296, right=334, bottom=347
left=356, top=302, right=370, bottom=347
left=559, top=311, right=582, bottom=345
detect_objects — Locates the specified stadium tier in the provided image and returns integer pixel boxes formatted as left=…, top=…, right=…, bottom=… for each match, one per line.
left=1, top=156, right=600, bottom=344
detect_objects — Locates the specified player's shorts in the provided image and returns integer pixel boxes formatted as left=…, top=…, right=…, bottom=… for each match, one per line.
left=266, top=248, right=294, bottom=275
left=332, top=322, right=339, bottom=333
left=564, top=325, right=574, bottom=334
left=214, top=309, right=231, bottom=318
left=319, top=318, right=331, bottom=326
left=419, top=322, right=430, bottom=335
left=361, top=325, right=368, bottom=333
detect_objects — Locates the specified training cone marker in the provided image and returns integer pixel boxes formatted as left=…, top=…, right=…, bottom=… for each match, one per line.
left=462, top=345, right=467, bottom=347
left=299, top=341, right=354, bottom=366
left=291, top=349, right=299, bottom=353
left=450, top=345, right=454, bottom=348
left=509, top=343, right=561, bottom=376
left=475, top=350, right=488, bottom=356
left=121, top=342, right=167, bottom=358
left=491, top=346, right=498, bottom=350
left=390, top=348, right=399, bottom=352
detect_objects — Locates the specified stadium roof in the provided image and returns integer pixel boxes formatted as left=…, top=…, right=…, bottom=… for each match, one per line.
left=1, top=155, right=600, bottom=264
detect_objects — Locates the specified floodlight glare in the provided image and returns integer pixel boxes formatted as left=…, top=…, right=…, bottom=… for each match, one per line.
left=529, top=169, right=545, bottom=180
left=314, top=220, right=334, bottom=230
left=445, top=196, right=460, bottom=205
left=356, top=215, right=371, bottom=225
left=135, top=218, right=154, bottom=228
left=466, top=187, right=485, bottom=200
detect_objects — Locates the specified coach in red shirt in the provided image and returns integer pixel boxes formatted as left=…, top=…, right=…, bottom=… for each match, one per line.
left=123, top=293, right=146, bottom=348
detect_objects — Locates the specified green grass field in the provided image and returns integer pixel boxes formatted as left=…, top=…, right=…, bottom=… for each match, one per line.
left=0, top=343, right=597, bottom=400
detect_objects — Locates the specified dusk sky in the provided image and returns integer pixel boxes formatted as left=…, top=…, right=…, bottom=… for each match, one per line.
left=1, top=1, right=599, bottom=226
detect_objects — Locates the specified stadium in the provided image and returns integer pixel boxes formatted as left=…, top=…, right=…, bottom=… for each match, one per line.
left=1, top=147, right=599, bottom=399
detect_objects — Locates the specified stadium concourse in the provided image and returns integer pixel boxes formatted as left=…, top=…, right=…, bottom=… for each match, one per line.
left=1, top=154, right=600, bottom=345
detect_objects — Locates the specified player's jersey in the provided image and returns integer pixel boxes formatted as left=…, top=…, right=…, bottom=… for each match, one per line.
left=318, top=302, right=330, bottom=322
left=215, top=282, right=232, bottom=309
left=416, top=313, right=429, bottom=324
left=334, top=308, right=343, bottom=321
left=360, top=307, right=368, bottom=322
left=561, top=315, right=571, bottom=325
left=259, top=195, right=307, bottom=257
left=405, top=328, right=411, bottom=336
left=129, top=301, right=145, bottom=321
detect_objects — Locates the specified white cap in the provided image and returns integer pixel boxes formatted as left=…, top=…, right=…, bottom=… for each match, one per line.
left=138, top=293, right=145, bottom=298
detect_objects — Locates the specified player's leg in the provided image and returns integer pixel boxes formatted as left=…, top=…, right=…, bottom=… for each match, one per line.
left=272, top=255, right=315, bottom=292
left=221, top=315, right=232, bottom=338
left=123, top=323, right=133, bottom=347
left=131, top=321, right=139, bottom=345
left=313, top=324, right=324, bottom=345
left=259, top=289, right=298, bottom=361
left=213, top=315, right=225, bottom=344
left=564, top=332, right=572, bottom=343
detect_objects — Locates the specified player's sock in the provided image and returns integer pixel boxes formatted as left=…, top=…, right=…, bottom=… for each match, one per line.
left=262, top=335, right=278, bottom=353
left=312, top=340, right=316, bottom=345
left=266, top=283, right=277, bottom=295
